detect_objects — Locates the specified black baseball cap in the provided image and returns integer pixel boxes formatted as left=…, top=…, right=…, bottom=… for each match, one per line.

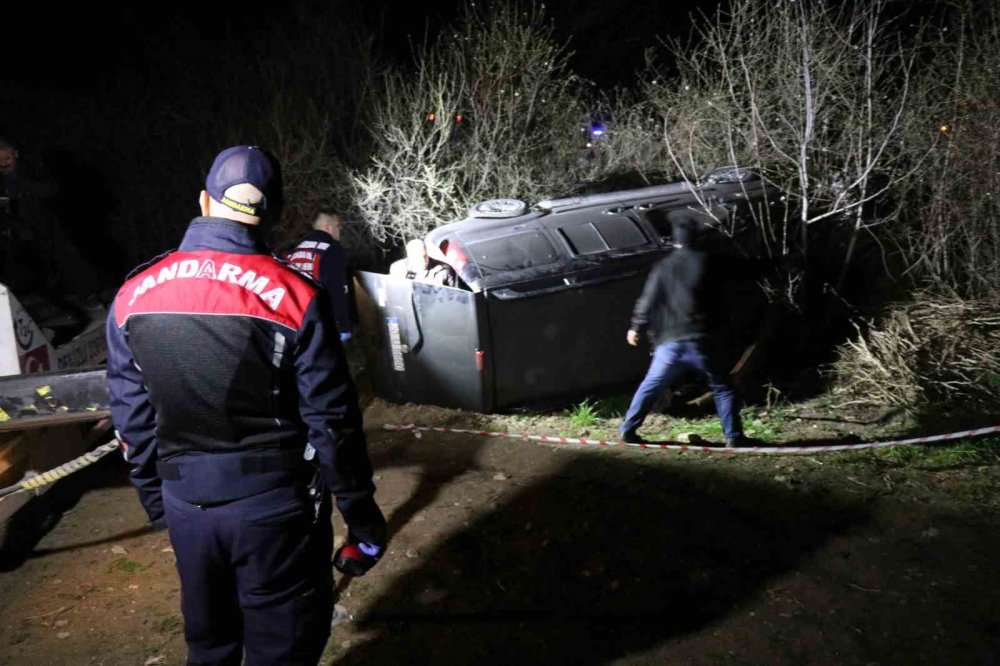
left=205, top=145, right=279, bottom=217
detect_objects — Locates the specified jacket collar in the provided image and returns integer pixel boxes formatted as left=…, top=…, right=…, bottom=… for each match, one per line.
left=302, top=229, right=337, bottom=245
left=178, top=216, right=269, bottom=254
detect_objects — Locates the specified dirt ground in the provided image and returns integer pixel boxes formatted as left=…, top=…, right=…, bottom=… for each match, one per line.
left=1, top=398, right=998, bottom=665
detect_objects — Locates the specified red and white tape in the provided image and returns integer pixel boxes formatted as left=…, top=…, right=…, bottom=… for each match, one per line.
left=382, top=423, right=1000, bottom=455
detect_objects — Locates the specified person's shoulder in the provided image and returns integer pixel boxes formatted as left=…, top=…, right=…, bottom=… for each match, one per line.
left=267, top=252, right=321, bottom=289
left=388, top=259, right=407, bottom=276
left=673, top=247, right=706, bottom=263
left=122, top=249, right=177, bottom=282
left=652, top=252, right=676, bottom=271
left=273, top=239, right=299, bottom=258
left=111, top=249, right=177, bottom=313
left=319, top=237, right=345, bottom=256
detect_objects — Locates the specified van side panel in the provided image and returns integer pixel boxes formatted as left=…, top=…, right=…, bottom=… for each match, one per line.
left=486, top=274, right=651, bottom=409
left=354, top=272, right=490, bottom=411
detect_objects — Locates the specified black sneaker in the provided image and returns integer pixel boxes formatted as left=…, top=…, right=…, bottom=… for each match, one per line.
left=725, top=435, right=749, bottom=449
left=621, top=430, right=648, bottom=444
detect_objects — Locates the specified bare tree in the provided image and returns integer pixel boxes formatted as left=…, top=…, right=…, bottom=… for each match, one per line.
left=352, top=1, right=593, bottom=243
left=898, top=3, right=1000, bottom=298
left=637, top=0, right=930, bottom=306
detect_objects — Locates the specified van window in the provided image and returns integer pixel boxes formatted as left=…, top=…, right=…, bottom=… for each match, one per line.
left=557, top=216, right=649, bottom=256
left=644, top=207, right=673, bottom=240
left=594, top=216, right=648, bottom=250
left=466, top=231, right=559, bottom=275
left=559, top=223, right=606, bottom=255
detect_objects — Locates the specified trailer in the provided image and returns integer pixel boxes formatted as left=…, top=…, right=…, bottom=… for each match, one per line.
left=0, top=283, right=111, bottom=564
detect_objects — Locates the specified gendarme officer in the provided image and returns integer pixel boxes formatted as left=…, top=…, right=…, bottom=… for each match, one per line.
left=106, top=145, right=386, bottom=664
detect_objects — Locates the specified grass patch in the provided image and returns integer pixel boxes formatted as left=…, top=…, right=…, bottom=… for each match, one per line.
left=665, top=417, right=725, bottom=440
left=655, top=408, right=789, bottom=443
left=568, top=399, right=601, bottom=429
left=742, top=409, right=790, bottom=442
left=109, top=558, right=145, bottom=574
left=830, top=436, right=1000, bottom=470
left=874, top=437, right=1000, bottom=469
left=504, top=390, right=997, bottom=472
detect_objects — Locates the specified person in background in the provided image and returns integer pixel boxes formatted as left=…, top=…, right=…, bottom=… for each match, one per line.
left=619, top=209, right=749, bottom=448
left=0, top=135, right=59, bottom=293
left=389, top=238, right=458, bottom=287
left=106, top=146, right=386, bottom=664
left=283, top=209, right=353, bottom=342
left=0, top=134, right=106, bottom=324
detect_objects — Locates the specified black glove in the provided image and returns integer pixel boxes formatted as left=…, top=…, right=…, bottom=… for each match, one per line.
left=333, top=541, right=382, bottom=577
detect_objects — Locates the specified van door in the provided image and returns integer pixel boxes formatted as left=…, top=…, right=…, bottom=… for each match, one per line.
left=484, top=267, right=653, bottom=410
left=354, top=272, right=492, bottom=411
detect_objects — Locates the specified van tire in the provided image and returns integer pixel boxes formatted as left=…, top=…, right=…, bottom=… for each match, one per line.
left=468, top=199, right=527, bottom=219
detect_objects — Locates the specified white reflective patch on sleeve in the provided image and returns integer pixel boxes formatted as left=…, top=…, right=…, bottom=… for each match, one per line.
left=316, top=242, right=330, bottom=251
left=272, top=332, right=286, bottom=367
left=303, top=443, right=316, bottom=461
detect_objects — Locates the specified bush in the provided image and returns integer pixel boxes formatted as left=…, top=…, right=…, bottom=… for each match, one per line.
left=351, top=2, right=594, bottom=243
left=832, top=294, right=1000, bottom=409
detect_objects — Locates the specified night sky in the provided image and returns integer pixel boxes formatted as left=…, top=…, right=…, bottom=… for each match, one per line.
left=4, top=1, right=719, bottom=98
left=2, top=0, right=721, bottom=223
left=0, top=0, right=711, bottom=272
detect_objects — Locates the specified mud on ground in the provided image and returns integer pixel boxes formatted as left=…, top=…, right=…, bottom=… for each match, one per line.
left=1, top=399, right=998, bottom=665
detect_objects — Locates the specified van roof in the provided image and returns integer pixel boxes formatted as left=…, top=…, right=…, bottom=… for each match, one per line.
left=424, top=176, right=779, bottom=292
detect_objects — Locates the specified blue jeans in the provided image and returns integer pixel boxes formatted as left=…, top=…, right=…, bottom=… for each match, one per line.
left=620, top=339, right=743, bottom=439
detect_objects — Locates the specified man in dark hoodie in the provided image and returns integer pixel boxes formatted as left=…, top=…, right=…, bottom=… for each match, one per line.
left=619, top=210, right=747, bottom=448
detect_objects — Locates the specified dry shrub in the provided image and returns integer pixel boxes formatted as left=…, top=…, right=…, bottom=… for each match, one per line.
left=832, top=295, right=1000, bottom=408
left=352, top=2, right=592, bottom=243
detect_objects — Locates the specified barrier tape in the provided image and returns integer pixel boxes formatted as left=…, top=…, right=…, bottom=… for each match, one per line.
left=0, top=439, right=122, bottom=499
left=382, top=423, right=1000, bottom=455
left=4, top=420, right=995, bottom=501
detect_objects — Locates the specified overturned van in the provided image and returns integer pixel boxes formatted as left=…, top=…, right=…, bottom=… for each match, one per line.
left=354, top=168, right=783, bottom=412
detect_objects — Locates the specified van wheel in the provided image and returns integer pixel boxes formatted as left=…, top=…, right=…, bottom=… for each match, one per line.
left=468, top=199, right=527, bottom=219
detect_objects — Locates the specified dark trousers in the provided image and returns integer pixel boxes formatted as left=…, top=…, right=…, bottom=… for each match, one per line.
left=163, top=484, right=334, bottom=666
left=620, top=339, right=743, bottom=440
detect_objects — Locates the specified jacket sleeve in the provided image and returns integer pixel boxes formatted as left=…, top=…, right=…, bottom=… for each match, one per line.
left=318, top=244, right=352, bottom=334
left=293, top=294, right=386, bottom=547
left=105, top=303, right=165, bottom=528
left=630, top=261, right=664, bottom=333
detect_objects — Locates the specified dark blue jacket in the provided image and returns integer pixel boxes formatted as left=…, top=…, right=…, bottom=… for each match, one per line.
left=631, top=247, right=715, bottom=344
left=106, top=217, right=385, bottom=546
left=282, top=229, right=351, bottom=334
